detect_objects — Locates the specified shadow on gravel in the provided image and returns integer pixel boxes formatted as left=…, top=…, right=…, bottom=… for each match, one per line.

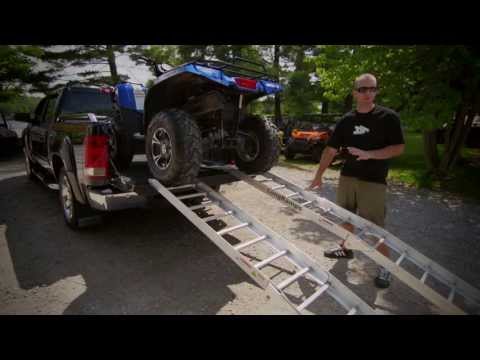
left=0, top=172, right=258, bottom=314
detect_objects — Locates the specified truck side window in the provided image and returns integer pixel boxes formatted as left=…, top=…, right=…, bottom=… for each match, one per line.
left=44, top=95, right=58, bottom=124
left=34, top=98, right=48, bottom=123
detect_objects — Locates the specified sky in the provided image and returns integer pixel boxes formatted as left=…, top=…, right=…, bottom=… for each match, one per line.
left=53, top=51, right=154, bottom=86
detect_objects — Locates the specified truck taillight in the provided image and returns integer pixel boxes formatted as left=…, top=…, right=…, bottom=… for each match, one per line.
left=234, top=77, right=257, bottom=90
left=84, top=135, right=109, bottom=180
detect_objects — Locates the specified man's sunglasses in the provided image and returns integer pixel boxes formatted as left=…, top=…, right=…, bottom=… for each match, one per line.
left=356, top=86, right=378, bottom=94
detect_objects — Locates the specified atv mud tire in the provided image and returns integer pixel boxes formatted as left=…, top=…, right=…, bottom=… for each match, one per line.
left=235, top=115, right=280, bottom=174
left=146, top=109, right=202, bottom=186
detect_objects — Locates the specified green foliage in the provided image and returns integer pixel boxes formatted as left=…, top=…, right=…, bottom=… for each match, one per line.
left=283, top=70, right=320, bottom=116
left=0, top=96, right=41, bottom=114
left=388, top=131, right=480, bottom=202
left=311, top=45, right=479, bottom=131
left=0, top=45, right=49, bottom=102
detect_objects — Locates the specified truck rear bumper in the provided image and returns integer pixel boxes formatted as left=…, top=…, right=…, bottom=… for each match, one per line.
left=86, top=188, right=148, bottom=211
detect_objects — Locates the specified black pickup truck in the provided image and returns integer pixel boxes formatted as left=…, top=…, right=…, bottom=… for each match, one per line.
left=22, top=84, right=228, bottom=230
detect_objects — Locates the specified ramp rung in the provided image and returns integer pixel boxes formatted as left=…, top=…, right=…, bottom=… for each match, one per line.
left=177, top=192, right=207, bottom=200
left=420, top=270, right=429, bottom=283
left=448, top=287, right=456, bottom=303
left=374, top=237, right=385, bottom=249
left=347, top=307, right=357, bottom=315
left=254, top=250, right=288, bottom=269
left=396, top=252, right=407, bottom=266
left=286, top=192, right=300, bottom=198
left=276, top=267, right=310, bottom=291
left=234, top=235, right=267, bottom=251
left=321, top=207, right=332, bottom=215
left=297, top=284, right=329, bottom=311
left=271, top=185, right=286, bottom=190
left=217, top=223, right=249, bottom=236
left=167, top=184, right=196, bottom=191
left=300, top=201, right=312, bottom=206
left=188, top=201, right=212, bottom=211
left=202, top=211, right=233, bottom=223
left=356, top=228, right=368, bottom=238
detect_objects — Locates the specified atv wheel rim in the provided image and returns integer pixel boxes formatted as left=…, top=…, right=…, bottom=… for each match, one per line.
left=151, top=128, right=173, bottom=170
left=61, top=174, right=73, bottom=221
left=237, top=131, right=260, bottom=162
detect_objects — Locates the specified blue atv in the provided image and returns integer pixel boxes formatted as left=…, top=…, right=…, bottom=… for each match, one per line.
left=107, top=81, right=147, bottom=171
left=140, top=57, right=283, bottom=186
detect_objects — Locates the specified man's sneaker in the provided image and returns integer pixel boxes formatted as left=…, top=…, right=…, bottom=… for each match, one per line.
left=324, top=247, right=354, bottom=259
left=374, top=267, right=392, bottom=289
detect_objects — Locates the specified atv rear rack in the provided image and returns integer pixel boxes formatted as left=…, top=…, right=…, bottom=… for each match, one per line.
left=189, top=57, right=275, bottom=81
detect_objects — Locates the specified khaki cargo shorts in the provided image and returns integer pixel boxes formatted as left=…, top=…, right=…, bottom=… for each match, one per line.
left=337, top=175, right=386, bottom=227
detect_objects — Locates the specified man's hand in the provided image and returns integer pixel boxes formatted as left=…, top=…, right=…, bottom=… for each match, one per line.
left=307, top=177, right=322, bottom=190
left=347, top=147, right=372, bottom=160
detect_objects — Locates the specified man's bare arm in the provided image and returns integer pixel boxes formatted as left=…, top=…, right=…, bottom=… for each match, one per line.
left=347, top=144, right=405, bottom=160
left=308, top=146, right=338, bottom=189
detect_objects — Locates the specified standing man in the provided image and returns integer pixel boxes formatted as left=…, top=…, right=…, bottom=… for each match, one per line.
left=308, top=73, right=405, bottom=289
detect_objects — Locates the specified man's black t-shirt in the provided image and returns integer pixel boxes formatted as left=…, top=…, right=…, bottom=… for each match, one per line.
left=327, top=105, right=405, bottom=184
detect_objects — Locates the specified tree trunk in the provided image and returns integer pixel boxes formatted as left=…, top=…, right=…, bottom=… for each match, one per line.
left=106, top=45, right=119, bottom=84
left=439, top=104, right=475, bottom=174
left=273, top=45, right=282, bottom=127
left=322, top=101, right=329, bottom=114
left=422, top=129, right=440, bottom=174
left=294, top=46, right=305, bottom=70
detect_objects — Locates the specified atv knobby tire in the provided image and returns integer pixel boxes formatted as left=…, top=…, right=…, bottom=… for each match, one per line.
left=146, top=109, right=202, bottom=186
left=110, top=119, right=134, bottom=171
left=235, top=115, right=280, bottom=174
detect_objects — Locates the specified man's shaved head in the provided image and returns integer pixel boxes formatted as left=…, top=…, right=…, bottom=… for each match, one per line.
left=354, top=73, right=377, bottom=89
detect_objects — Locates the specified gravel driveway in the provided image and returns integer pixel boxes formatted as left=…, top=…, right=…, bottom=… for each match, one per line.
left=1, top=152, right=479, bottom=315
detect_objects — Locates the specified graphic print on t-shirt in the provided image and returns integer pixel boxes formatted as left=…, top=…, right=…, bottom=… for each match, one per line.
left=353, top=125, right=370, bottom=135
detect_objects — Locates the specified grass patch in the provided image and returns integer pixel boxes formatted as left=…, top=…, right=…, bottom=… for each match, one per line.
left=388, top=131, right=480, bottom=201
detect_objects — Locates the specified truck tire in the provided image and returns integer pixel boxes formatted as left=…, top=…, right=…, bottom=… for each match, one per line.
left=24, top=148, right=37, bottom=181
left=284, top=146, right=296, bottom=160
left=235, top=115, right=280, bottom=174
left=312, top=145, right=324, bottom=162
left=146, top=109, right=202, bottom=186
left=58, top=168, right=91, bottom=230
left=110, top=121, right=134, bottom=171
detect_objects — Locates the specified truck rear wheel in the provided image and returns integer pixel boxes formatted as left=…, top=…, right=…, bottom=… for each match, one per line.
left=24, top=148, right=37, bottom=181
left=146, top=109, right=202, bottom=186
left=235, top=115, right=280, bottom=174
left=59, top=168, right=87, bottom=230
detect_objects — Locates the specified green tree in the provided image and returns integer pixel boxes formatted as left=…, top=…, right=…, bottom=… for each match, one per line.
left=0, top=45, right=52, bottom=102
left=0, top=45, right=60, bottom=117
left=311, top=45, right=480, bottom=176
left=281, top=45, right=323, bottom=117
left=0, top=96, right=41, bottom=114
left=43, top=45, right=129, bottom=85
